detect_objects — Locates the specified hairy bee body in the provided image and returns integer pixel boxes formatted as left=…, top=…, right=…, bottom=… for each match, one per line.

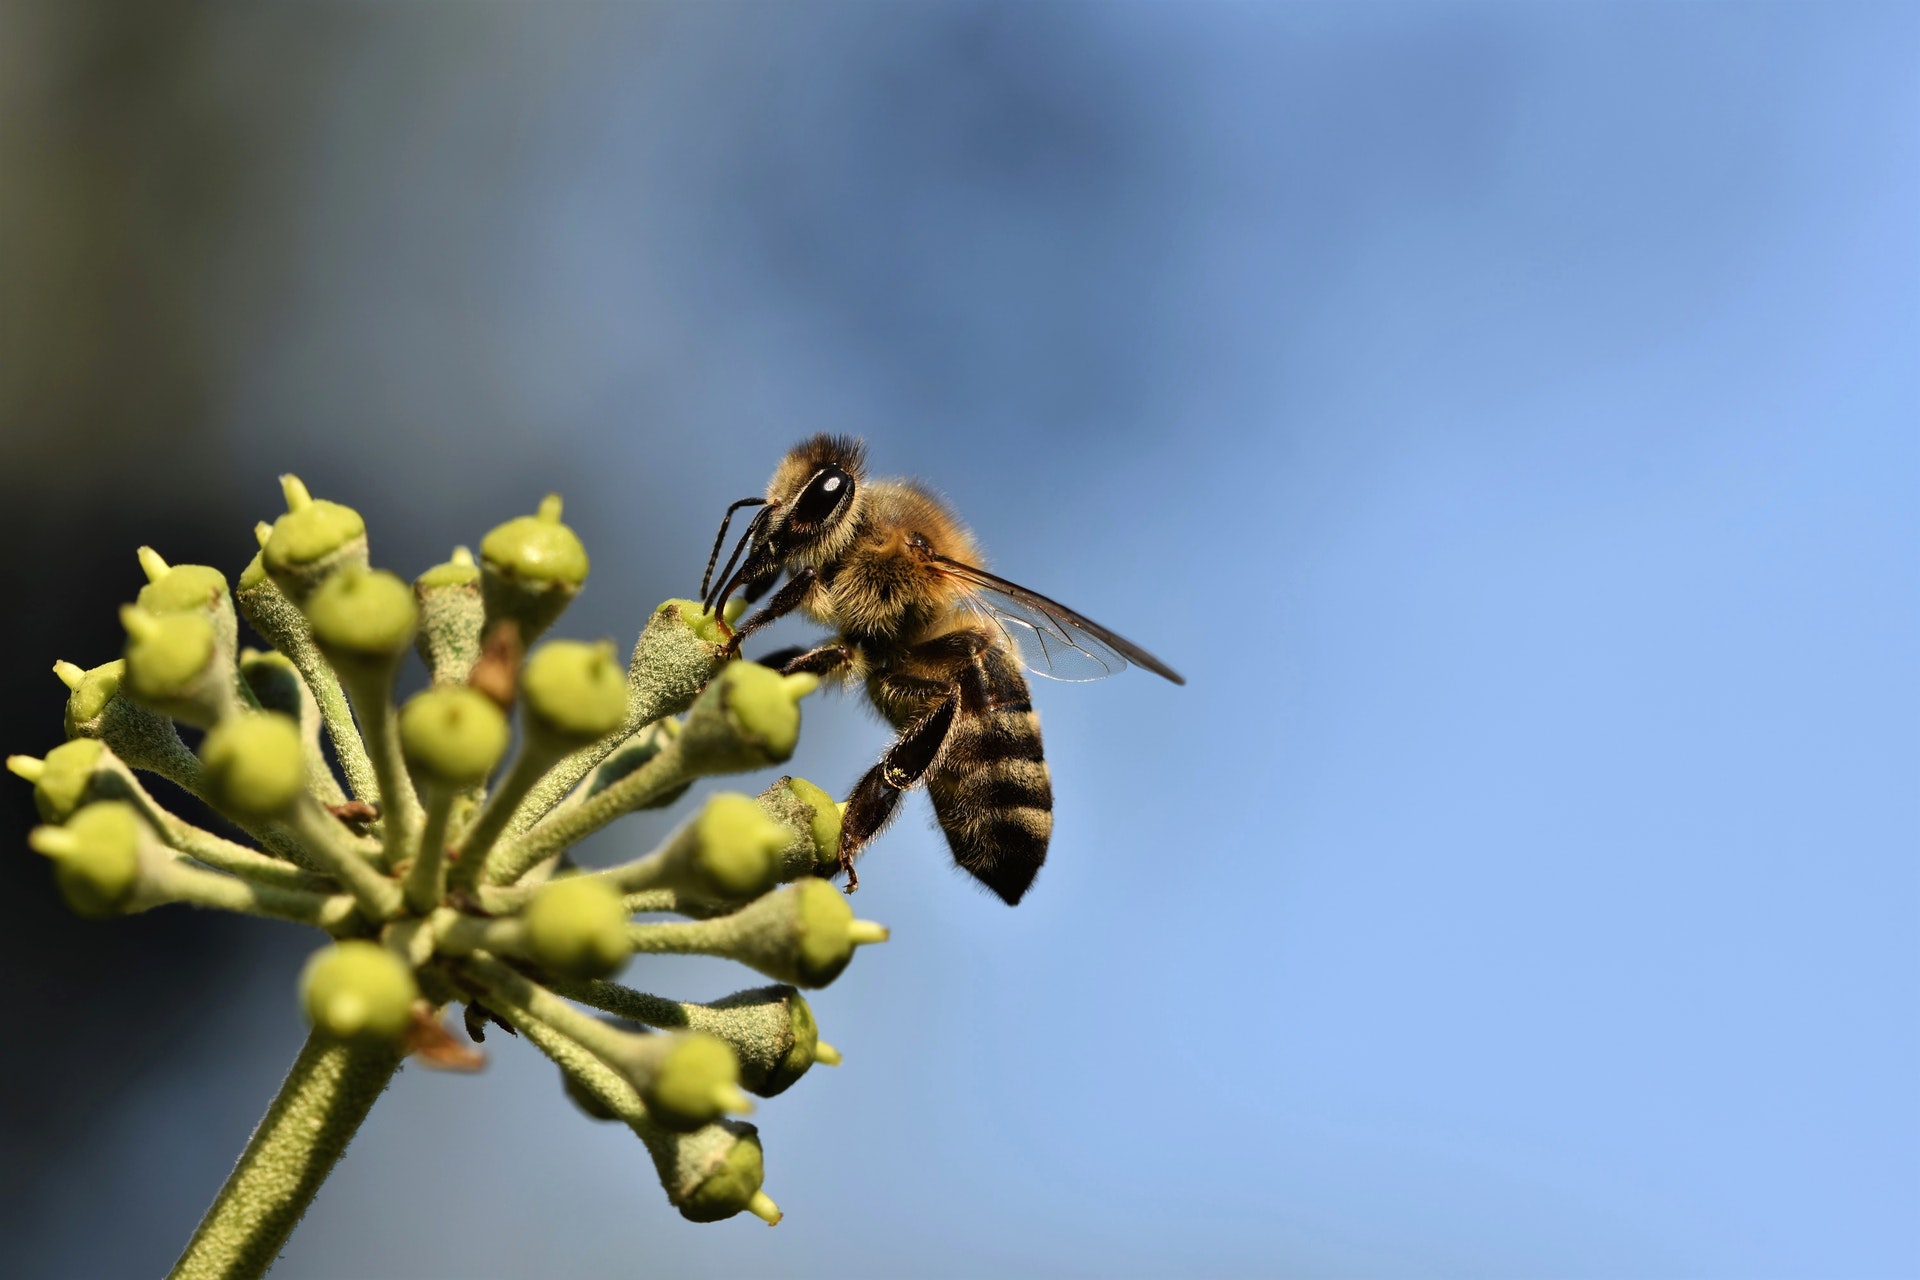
left=704, top=435, right=1179, bottom=905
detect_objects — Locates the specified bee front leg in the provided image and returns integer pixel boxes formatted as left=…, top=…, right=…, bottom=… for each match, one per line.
left=722, top=566, right=817, bottom=655
left=837, top=691, right=958, bottom=892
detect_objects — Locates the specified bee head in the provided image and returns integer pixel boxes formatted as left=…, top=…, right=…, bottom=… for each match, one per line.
left=701, top=435, right=867, bottom=616
left=761, top=434, right=867, bottom=566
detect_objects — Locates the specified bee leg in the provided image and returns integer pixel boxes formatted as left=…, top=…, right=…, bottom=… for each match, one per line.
left=837, top=692, right=959, bottom=892
left=765, top=642, right=854, bottom=678
left=722, top=566, right=817, bottom=655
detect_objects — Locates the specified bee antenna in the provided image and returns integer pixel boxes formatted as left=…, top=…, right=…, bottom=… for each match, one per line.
left=700, top=497, right=769, bottom=602
left=705, top=502, right=776, bottom=615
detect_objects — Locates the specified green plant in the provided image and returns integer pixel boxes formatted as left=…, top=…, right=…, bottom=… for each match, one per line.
left=10, top=477, right=888, bottom=1279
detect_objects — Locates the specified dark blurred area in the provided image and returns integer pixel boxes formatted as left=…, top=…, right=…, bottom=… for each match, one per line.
left=0, top=0, right=281, bottom=1214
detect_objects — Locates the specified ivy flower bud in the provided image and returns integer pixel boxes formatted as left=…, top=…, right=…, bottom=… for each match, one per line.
left=414, top=547, right=485, bottom=685
left=57, top=658, right=201, bottom=788
left=28, top=800, right=145, bottom=917
left=301, top=940, right=419, bottom=1043
left=678, top=662, right=815, bottom=775
left=756, top=777, right=843, bottom=879
left=398, top=686, right=509, bottom=788
left=120, top=605, right=227, bottom=725
left=136, top=556, right=239, bottom=660
left=199, top=712, right=306, bottom=820
left=480, top=494, right=589, bottom=642
left=739, top=880, right=886, bottom=987
left=628, top=1032, right=752, bottom=1132
left=522, top=640, right=628, bottom=750
left=524, top=876, right=633, bottom=979
left=704, top=985, right=829, bottom=1098
left=638, top=880, right=887, bottom=988
left=263, top=475, right=369, bottom=602
left=637, top=1119, right=778, bottom=1224
left=21, top=738, right=108, bottom=822
left=304, top=566, right=418, bottom=680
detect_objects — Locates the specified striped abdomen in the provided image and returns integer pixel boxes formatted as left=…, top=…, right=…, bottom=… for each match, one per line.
left=927, top=642, right=1053, bottom=905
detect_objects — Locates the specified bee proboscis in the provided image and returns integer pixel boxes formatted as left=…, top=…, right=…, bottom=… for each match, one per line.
left=700, top=435, right=1183, bottom=905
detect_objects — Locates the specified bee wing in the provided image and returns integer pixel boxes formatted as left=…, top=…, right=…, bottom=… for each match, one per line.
left=929, top=554, right=1186, bottom=685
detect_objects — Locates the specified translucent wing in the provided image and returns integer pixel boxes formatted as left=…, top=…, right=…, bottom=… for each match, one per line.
left=930, top=555, right=1186, bottom=685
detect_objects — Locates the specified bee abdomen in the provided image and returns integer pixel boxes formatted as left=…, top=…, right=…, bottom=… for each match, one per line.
left=929, top=706, right=1053, bottom=905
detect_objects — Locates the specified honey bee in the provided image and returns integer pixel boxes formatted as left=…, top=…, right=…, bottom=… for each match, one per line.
left=700, top=435, right=1183, bottom=905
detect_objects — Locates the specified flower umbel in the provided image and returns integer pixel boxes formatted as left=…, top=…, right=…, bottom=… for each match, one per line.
left=13, top=479, right=884, bottom=1278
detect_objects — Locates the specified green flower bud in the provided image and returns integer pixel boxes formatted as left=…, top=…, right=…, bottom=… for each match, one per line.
left=622, top=1031, right=752, bottom=1132
left=398, top=686, right=509, bottom=788
left=417, top=546, right=481, bottom=590
left=301, top=940, right=419, bottom=1043
left=199, top=712, right=305, bottom=820
left=704, top=985, right=827, bottom=1098
left=522, top=640, right=628, bottom=748
left=686, top=794, right=787, bottom=900
left=729, top=880, right=887, bottom=988
left=415, top=547, right=485, bottom=685
left=28, top=800, right=145, bottom=917
left=305, top=566, right=418, bottom=670
left=135, top=556, right=241, bottom=664
left=24, top=738, right=108, bottom=823
left=756, top=777, right=842, bottom=879
left=634, top=880, right=888, bottom=988
left=480, top=494, right=589, bottom=642
left=638, top=1119, right=778, bottom=1224
left=263, top=475, right=369, bottom=602
left=524, top=875, right=632, bottom=979
left=678, top=662, right=815, bottom=775
left=120, top=605, right=222, bottom=722
left=57, top=658, right=202, bottom=788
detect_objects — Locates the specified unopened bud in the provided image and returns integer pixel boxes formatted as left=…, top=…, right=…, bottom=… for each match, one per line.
left=199, top=712, right=305, bottom=819
left=305, top=566, right=418, bottom=673
left=263, top=476, right=369, bottom=601
left=301, top=940, right=419, bottom=1043
left=120, top=607, right=226, bottom=724
left=25, top=739, right=108, bottom=822
left=479, top=494, right=589, bottom=642
left=398, top=686, right=509, bottom=788
left=524, top=876, right=632, bottom=979
left=28, top=801, right=145, bottom=917
left=522, top=640, right=628, bottom=748
left=678, top=662, right=812, bottom=774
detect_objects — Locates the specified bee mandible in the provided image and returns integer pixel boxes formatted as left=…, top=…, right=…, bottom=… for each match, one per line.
left=700, top=435, right=1183, bottom=905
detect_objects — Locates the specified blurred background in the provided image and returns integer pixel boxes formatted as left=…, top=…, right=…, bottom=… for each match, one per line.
left=2, top=2, right=1914, bottom=1276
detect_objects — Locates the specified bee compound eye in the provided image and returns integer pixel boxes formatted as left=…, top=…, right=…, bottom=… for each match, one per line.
left=790, top=467, right=853, bottom=530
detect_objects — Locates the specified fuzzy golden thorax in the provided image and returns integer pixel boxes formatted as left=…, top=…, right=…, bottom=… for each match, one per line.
left=800, top=480, right=986, bottom=648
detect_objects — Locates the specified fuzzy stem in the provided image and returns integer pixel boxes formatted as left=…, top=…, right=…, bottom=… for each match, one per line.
left=490, top=736, right=694, bottom=885
left=285, top=800, right=403, bottom=921
left=93, top=766, right=334, bottom=891
left=148, top=859, right=361, bottom=933
left=168, top=1031, right=402, bottom=1280
left=342, top=681, right=421, bottom=870
left=448, top=749, right=550, bottom=893
left=402, top=787, right=456, bottom=914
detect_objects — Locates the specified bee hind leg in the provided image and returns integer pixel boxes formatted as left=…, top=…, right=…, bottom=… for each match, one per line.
left=836, top=692, right=958, bottom=892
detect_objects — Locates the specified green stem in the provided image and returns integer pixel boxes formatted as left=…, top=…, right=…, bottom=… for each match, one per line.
left=168, top=1031, right=402, bottom=1280
left=402, top=788, right=455, bottom=914
left=490, top=736, right=695, bottom=885
left=448, top=747, right=555, bottom=893
left=148, top=859, right=361, bottom=933
left=285, top=800, right=402, bottom=921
